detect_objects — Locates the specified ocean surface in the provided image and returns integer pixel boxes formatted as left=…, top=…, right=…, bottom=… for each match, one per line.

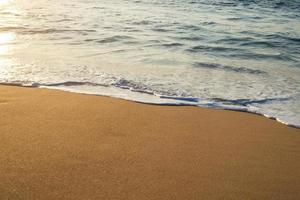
left=0, top=0, right=299, bottom=127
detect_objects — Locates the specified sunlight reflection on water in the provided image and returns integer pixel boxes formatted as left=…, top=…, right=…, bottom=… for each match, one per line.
left=0, top=0, right=299, bottom=127
left=0, top=0, right=12, bottom=6
left=0, top=32, right=15, bottom=55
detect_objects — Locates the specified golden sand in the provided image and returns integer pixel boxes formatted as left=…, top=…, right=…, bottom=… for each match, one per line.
left=0, top=85, right=299, bottom=199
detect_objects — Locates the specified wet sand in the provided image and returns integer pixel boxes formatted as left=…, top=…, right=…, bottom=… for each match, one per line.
left=0, top=85, right=299, bottom=199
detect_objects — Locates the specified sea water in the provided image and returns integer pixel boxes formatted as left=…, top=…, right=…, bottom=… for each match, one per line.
left=0, top=0, right=299, bottom=127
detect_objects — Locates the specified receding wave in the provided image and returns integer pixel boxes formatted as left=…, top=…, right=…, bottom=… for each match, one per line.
left=211, top=97, right=290, bottom=107
left=44, top=81, right=107, bottom=87
left=1, top=80, right=298, bottom=128
left=0, top=0, right=299, bottom=128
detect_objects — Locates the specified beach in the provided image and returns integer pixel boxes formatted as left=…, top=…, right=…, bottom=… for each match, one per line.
left=0, top=85, right=299, bottom=199
left=1, top=0, right=300, bottom=199
left=1, top=0, right=300, bottom=127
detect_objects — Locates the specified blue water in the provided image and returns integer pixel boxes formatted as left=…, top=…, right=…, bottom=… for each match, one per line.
left=0, top=0, right=299, bottom=127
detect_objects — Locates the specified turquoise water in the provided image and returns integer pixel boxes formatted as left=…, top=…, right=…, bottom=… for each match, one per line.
left=0, top=0, right=300, bottom=127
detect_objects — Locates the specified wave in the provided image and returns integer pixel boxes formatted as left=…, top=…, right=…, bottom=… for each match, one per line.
left=215, top=37, right=280, bottom=48
left=211, top=97, right=290, bottom=107
left=265, top=34, right=300, bottom=43
left=187, top=45, right=297, bottom=61
left=91, top=6, right=105, bottom=10
left=0, top=0, right=299, bottom=129
left=159, top=96, right=200, bottom=103
left=152, top=27, right=170, bottom=32
left=43, top=81, right=107, bottom=87
left=187, top=45, right=241, bottom=53
left=239, top=41, right=277, bottom=48
left=199, top=0, right=300, bottom=11
left=0, top=27, right=96, bottom=35
left=143, top=42, right=184, bottom=49
left=160, top=42, right=184, bottom=47
left=238, top=31, right=300, bottom=44
left=131, top=20, right=154, bottom=25
left=178, top=25, right=201, bottom=31
left=96, top=35, right=135, bottom=44
left=0, top=11, right=21, bottom=16
left=193, top=62, right=267, bottom=75
left=176, top=36, right=204, bottom=41
left=0, top=80, right=298, bottom=128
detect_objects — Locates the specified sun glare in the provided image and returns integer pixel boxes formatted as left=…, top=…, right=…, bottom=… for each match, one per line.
left=0, top=32, right=15, bottom=54
left=0, top=32, right=14, bottom=44
left=0, top=0, right=11, bottom=6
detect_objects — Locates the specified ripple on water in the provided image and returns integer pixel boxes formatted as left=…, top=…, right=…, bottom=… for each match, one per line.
left=0, top=0, right=299, bottom=127
left=193, top=62, right=267, bottom=75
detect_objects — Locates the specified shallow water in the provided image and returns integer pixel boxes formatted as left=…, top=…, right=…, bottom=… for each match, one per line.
left=0, top=0, right=300, bottom=127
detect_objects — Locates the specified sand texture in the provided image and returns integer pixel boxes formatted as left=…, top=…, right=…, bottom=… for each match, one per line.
left=0, top=85, right=299, bottom=200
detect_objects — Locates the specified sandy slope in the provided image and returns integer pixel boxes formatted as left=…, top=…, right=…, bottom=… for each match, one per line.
left=0, top=85, right=299, bottom=199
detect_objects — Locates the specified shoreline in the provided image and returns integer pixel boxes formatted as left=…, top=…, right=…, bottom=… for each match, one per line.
left=1, top=83, right=299, bottom=129
left=0, top=85, right=300, bottom=199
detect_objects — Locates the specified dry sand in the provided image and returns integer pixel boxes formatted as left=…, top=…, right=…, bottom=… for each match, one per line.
left=0, top=85, right=299, bottom=200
